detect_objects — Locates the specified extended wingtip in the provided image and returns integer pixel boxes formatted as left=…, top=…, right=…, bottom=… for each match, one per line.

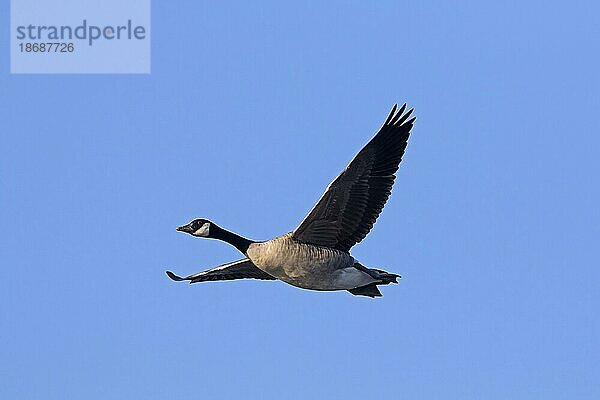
left=166, top=270, right=185, bottom=281
left=385, top=102, right=415, bottom=127
left=384, top=104, right=398, bottom=125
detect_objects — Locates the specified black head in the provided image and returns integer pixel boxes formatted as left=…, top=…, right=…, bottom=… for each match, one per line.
left=176, top=218, right=214, bottom=237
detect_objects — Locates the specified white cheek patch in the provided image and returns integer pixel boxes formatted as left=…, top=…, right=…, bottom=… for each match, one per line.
left=193, top=223, right=211, bottom=237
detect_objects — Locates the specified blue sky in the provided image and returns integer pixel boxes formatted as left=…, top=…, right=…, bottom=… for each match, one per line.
left=1, top=1, right=599, bottom=399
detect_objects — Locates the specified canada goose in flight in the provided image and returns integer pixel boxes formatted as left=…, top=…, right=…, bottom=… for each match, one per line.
left=167, top=104, right=416, bottom=297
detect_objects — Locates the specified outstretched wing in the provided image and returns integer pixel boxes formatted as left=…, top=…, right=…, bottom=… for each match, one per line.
left=293, top=104, right=415, bottom=252
left=166, top=258, right=275, bottom=284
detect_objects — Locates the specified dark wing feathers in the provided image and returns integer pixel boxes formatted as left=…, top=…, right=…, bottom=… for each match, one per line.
left=166, top=258, right=275, bottom=284
left=292, top=104, right=415, bottom=252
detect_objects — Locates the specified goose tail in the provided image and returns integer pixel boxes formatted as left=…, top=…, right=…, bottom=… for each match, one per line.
left=370, top=269, right=400, bottom=284
left=347, top=264, right=400, bottom=298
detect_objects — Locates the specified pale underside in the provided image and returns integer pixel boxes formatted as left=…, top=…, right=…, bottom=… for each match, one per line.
left=246, top=233, right=377, bottom=291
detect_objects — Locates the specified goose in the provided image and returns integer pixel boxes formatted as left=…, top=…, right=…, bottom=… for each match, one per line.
left=167, top=104, right=416, bottom=297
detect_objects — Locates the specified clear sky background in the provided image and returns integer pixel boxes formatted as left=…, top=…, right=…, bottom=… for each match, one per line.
left=1, top=1, right=599, bottom=399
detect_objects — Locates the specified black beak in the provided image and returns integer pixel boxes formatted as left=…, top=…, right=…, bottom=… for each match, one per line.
left=176, top=225, right=192, bottom=233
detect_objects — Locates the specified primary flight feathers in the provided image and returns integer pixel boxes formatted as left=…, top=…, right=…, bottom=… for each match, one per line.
left=166, top=259, right=275, bottom=283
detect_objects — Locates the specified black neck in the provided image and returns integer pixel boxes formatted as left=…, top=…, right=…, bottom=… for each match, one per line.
left=210, top=225, right=254, bottom=254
